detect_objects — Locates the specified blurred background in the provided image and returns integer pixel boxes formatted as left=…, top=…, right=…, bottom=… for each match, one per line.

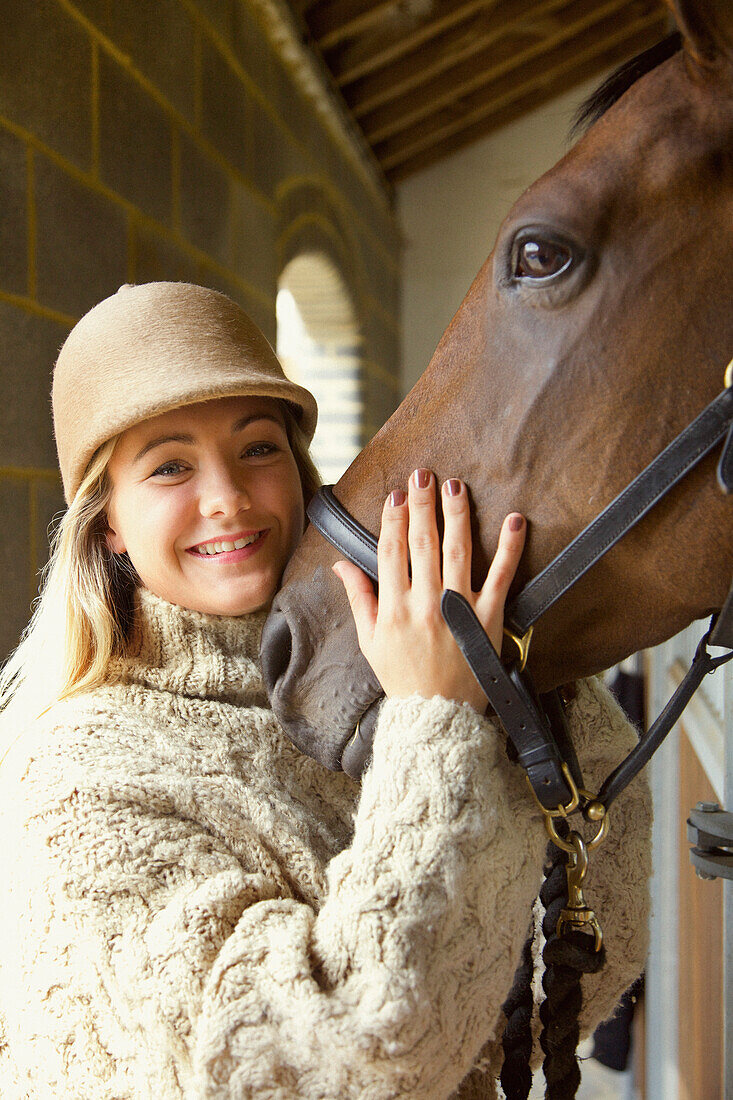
left=1, top=2, right=729, bottom=1096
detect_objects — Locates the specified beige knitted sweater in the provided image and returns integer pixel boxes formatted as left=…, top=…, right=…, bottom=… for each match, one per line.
left=0, top=589, right=651, bottom=1099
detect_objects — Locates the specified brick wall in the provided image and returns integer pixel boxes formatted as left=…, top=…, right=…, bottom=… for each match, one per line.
left=0, top=0, right=401, bottom=659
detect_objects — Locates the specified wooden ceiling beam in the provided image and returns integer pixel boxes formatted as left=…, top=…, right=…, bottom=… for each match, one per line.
left=362, top=0, right=663, bottom=145
left=386, top=23, right=667, bottom=180
left=377, top=12, right=668, bottom=172
left=308, top=0, right=401, bottom=51
left=328, top=0, right=503, bottom=86
left=346, top=0, right=599, bottom=117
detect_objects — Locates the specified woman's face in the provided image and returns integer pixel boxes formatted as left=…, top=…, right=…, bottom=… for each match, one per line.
left=106, top=395, right=305, bottom=616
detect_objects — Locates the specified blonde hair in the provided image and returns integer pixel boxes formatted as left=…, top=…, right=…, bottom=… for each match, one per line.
left=0, top=402, right=321, bottom=738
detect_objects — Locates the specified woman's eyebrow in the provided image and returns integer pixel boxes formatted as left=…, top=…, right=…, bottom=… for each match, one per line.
left=133, top=434, right=195, bottom=464
left=132, top=416, right=284, bottom=464
left=231, top=413, right=285, bottom=433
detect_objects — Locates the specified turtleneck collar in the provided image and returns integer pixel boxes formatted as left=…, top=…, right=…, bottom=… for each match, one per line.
left=108, top=587, right=270, bottom=708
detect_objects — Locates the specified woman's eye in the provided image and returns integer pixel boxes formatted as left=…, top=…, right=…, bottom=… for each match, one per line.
left=244, top=442, right=278, bottom=458
left=153, top=461, right=185, bottom=477
left=515, top=239, right=572, bottom=280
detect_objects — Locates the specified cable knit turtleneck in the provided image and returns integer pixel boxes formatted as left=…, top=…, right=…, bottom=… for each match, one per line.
left=108, top=588, right=271, bottom=708
left=0, top=590, right=651, bottom=1099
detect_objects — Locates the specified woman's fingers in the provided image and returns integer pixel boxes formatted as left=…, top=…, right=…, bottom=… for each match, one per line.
left=407, top=469, right=442, bottom=603
left=376, top=489, right=410, bottom=616
left=475, top=513, right=526, bottom=649
left=332, top=560, right=378, bottom=648
left=440, top=478, right=472, bottom=595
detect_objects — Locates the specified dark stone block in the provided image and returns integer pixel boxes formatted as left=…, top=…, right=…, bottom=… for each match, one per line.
left=0, top=127, right=28, bottom=295
left=179, top=133, right=232, bottom=267
left=230, top=179, right=277, bottom=299
left=75, top=0, right=196, bottom=119
left=132, top=222, right=200, bottom=284
left=193, top=0, right=237, bottom=43
left=249, top=101, right=284, bottom=199
left=33, top=477, right=65, bottom=577
left=98, top=54, right=173, bottom=225
left=361, top=236, right=399, bottom=313
left=200, top=39, right=252, bottom=179
left=231, top=5, right=275, bottom=102
left=1, top=0, right=92, bottom=170
left=0, top=479, right=33, bottom=660
left=0, top=301, right=68, bottom=470
left=34, top=154, right=127, bottom=318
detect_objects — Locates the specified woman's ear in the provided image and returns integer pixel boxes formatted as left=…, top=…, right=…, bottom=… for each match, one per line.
left=104, top=511, right=127, bottom=555
left=666, top=0, right=733, bottom=70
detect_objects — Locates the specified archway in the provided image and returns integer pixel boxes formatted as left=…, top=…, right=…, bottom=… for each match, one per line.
left=276, top=252, right=364, bottom=484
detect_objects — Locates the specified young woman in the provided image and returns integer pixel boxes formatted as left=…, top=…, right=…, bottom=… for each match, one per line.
left=0, top=282, right=650, bottom=1099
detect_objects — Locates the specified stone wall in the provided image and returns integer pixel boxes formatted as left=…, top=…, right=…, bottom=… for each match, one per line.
left=0, top=0, right=401, bottom=658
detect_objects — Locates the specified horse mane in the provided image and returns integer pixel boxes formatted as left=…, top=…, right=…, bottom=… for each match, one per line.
left=571, top=32, right=683, bottom=137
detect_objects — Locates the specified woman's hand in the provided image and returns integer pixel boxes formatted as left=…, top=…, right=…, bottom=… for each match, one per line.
left=332, top=469, right=525, bottom=714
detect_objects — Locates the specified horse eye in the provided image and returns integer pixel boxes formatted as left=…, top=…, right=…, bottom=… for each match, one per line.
left=515, top=239, right=572, bottom=280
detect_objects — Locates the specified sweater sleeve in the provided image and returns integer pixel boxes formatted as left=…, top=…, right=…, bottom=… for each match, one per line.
left=0, top=685, right=650, bottom=1100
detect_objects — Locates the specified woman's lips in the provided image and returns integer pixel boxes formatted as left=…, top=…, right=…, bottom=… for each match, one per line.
left=186, top=529, right=269, bottom=562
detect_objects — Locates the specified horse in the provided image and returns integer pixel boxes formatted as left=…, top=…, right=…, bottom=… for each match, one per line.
left=261, top=0, right=733, bottom=777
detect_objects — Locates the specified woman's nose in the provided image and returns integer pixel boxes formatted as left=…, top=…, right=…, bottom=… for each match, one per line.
left=199, top=467, right=251, bottom=516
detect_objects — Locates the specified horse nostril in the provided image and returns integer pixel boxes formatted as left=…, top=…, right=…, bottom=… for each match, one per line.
left=260, top=609, right=293, bottom=695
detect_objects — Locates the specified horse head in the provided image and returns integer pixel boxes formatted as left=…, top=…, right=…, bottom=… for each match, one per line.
left=262, top=0, right=733, bottom=774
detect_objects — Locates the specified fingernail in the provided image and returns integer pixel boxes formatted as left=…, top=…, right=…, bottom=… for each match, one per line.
left=390, top=489, right=406, bottom=506
left=445, top=478, right=461, bottom=497
left=509, top=514, right=524, bottom=532
left=413, top=468, right=431, bottom=489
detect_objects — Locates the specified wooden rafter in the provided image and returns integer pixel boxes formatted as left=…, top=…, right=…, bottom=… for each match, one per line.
left=363, top=0, right=663, bottom=146
left=377, top=11, right=668, bottom=172
left=328, top=0, right=503, bottom=87
left=307, top=0, right=401, bottom=51
left=342, top=0, right=574, bottom=114
left=386, top=22, right=666, bottom=179
left=343, top=0, right=647, bottom=117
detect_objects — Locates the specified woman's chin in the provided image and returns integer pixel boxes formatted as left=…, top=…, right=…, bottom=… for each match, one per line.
left=188, top=579, right=278, bottom=617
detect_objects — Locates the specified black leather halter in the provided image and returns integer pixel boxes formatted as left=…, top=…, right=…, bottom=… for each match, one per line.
left=307, top=366, right=733, bottom=812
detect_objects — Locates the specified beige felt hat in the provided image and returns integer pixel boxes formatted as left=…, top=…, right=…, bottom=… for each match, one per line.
left=52, top=282, right=318, bottom=502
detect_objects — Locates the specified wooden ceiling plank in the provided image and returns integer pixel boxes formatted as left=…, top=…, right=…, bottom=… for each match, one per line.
left=329, top=0, right=503, bottom=86
left=386, top=25, right=665, bottom=179
left=378, top=13, right=668, bottom=170
left=363, top=0, right=663, bottom=144
left=345, top=0, right=571, bottom=115
left=310, top=0, right=401, bottom=51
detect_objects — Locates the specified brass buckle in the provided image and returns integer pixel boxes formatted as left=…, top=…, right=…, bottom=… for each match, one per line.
left=526, top=763, right=610, bottom=853
left=530, top=784, right=609, bottom=953
left=556, top=831, right=604, bottom=951
left=525, top=761, right=581, bottom=819
left=503, top=624, right=534, bottom=672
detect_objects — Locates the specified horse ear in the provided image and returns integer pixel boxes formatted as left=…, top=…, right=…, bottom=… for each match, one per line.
left=666, top=0, right=733, bottom=69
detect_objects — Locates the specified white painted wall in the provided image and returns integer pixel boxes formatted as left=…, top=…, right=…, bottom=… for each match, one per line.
left=397, top=77, right=605, bottom=394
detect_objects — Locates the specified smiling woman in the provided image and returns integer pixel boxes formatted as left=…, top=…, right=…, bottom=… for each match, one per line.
left=0, top=281, right=650, bottom=1099
left=105, top=397, right=305, bottom=616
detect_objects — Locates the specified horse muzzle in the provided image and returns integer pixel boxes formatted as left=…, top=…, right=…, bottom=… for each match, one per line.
left=261, top=573, right=383, bottom=776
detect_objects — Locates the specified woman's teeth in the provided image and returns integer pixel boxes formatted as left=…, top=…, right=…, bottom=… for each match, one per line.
left=193, top=533, right=262, bottom=555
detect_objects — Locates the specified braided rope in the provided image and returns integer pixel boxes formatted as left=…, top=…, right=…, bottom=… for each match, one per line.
left=499, top=921, right=535, bottom=1100
left=539, top=831, right=606, bottom=1100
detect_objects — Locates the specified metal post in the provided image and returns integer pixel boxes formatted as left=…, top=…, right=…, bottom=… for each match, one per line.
left=724, top=663, right=733, bottom=1099
left=645, top=649, right=680, bottom=1100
